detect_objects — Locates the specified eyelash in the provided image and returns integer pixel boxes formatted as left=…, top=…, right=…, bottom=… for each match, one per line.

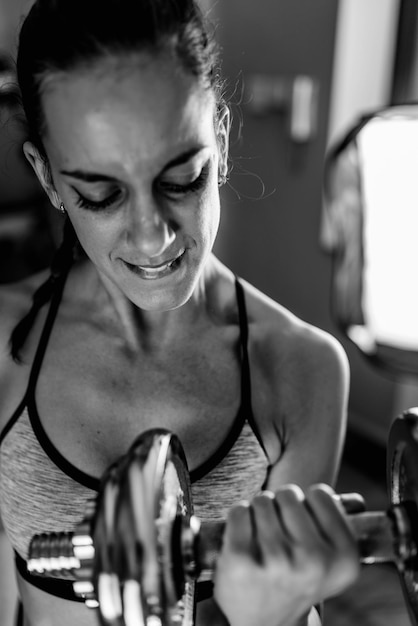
left=74, top=165, right=209, bottom=212
left=75, top=188, right=122, bottom=212
left=158, top=165, right=209, bottom=196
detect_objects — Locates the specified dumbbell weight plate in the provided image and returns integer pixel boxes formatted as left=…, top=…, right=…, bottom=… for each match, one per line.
left=388, top=409, right=418, bottom=626
left=154, top=431, right=196, bottom=624
left=97, top=429, right=196, bottom=626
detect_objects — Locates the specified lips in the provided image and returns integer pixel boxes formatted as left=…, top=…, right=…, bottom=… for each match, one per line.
left=123, top=248, right=186, bottom=280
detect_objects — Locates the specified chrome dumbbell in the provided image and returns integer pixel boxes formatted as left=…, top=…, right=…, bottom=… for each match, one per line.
left=28, top=411, right=418, bottom=626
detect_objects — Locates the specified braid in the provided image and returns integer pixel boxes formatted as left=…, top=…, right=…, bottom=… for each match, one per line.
left=9, top=218, right=77, bottom=363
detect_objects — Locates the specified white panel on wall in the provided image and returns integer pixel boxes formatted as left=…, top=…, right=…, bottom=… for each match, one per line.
left=327, top=0, right=401, bottom=148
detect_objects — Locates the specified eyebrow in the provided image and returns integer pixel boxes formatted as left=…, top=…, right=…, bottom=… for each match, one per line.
left=59, top=147, right=207, bottom=183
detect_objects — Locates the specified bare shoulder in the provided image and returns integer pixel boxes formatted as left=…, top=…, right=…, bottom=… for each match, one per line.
left=0, top=271, right=49, bottom=427
left=0, top=271, right=48, bottom=350
left=240, top=277, right=349, bottom=381
left=239, top=277, right=350, bottom=486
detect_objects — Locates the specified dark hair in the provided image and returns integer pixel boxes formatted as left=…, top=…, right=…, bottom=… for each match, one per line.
left=0, top=53, right=21, bottom=115
left=10, top=0, right=224, bottom=361
left=17, top=0, right=223, bottom=154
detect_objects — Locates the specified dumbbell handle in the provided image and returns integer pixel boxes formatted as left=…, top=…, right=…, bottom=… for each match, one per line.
left=27, top=499, right=416, bottom=598
left=195, top=509, right=405, bottom=581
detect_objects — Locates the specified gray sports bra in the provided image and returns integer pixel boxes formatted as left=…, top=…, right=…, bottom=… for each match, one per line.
left=0, top=276, right=270, bottom=604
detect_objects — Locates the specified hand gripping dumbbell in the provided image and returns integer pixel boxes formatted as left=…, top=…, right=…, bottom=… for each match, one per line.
left=27, top=409, right=418, bottom=626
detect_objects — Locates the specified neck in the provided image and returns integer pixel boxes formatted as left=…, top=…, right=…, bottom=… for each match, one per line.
left=73, top=258, right=217, bottom=351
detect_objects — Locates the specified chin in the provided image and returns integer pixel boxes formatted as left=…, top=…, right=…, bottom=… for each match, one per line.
left=129, top=277, right=198, bottom=312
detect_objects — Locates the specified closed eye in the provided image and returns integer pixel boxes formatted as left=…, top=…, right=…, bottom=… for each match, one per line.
left=72, top=162, right=210, bottom=211
left=157, top=164, right=210, bottom=197
left=74, top=188, right=123, bottom=211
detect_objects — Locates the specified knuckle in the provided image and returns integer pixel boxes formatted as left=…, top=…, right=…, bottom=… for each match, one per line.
left=308, top=483, right=336, bottom=498
left=252, top=492, right=274, bottom=510
left=259, top=489, right=275, bottom=499
left=229, top=500, right=250, bottom=516
left=226, top=501, right=250, bottom=525
left=274, top=484, right=306, bottom=504
left=306, top=484, right=336, bottom=508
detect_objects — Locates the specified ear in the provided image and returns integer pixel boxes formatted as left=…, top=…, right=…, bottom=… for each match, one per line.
left=23, top=141, right=61, bottom=210
left=216, top=104, right=230, bottom=178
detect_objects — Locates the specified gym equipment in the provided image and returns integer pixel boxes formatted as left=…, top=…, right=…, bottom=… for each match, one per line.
left=322, top=105, right=418, bottom=377
left=27, top=410, right=418, bottom=626
left=388, top=409, right=418, bottom=625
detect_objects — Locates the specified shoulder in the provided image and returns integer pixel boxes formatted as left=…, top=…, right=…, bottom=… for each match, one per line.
left=0, top=271, right=49, bottom=350
left=211, top=267, right=348, bottom=388
left=0, top=271, right=50, bottom=427
left=239, top=276, right=349, bottom=387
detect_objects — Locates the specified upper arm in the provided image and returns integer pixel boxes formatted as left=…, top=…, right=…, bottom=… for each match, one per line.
left=266, top=326, right=350, bottom=491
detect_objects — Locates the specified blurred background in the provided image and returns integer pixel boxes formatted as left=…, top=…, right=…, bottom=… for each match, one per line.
left=1, top=0, right=418, bottom=624
left=211, top=0, right=416, bottom=452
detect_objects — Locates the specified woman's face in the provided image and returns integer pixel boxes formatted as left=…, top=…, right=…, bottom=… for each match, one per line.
left=30, top=53, right=228, bottom=311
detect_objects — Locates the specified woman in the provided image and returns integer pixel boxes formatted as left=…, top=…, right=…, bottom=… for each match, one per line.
left=0, top=0, right=359, bottom=624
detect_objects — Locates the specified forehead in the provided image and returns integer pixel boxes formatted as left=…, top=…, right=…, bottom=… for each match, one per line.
left=40, top=53, right=217, bottom=172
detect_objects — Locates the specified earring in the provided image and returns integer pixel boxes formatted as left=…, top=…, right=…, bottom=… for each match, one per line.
left=218, top=166, right=229, bottom=187
left=59, top=202, right=66, bottom=214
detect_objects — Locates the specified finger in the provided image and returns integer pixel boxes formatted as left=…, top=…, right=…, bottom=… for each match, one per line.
left=338, top=492, right=366, bottom=514
left=273, top=485, right=320, bottom=545
left=305, top=484, right=359, bottom=551
left=223, top=501, right=252, bottom=553
left=306, top=485, right=360, bottom=586
left=250, top=491, right=289, bottom=561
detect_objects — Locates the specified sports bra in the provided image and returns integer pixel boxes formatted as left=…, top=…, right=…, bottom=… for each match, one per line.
left=0, top=274, right=271, bottom=605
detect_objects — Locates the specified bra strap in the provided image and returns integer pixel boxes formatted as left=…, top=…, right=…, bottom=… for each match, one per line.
left=26, top=271, right=69, bottom=395
left=0, top=272, right=69, bottom=446
left=234, top=277, right=252, bottom=405
left=234, top=277, right=269, bottom=458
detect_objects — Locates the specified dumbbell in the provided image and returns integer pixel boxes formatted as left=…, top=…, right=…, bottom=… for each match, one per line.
left=27, top=409, right=418, bottom=626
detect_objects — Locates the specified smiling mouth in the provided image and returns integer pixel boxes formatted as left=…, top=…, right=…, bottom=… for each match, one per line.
left=124, top=248, right=186, bottom=280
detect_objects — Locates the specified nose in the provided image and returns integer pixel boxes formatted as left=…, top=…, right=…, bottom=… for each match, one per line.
left=127, top=198, right=176, bottom=258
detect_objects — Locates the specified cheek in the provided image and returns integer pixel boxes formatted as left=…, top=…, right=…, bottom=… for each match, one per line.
left=202, top=188, right=221, bottom=242
left=192, top=159, right=221, bottom=242
left=69, top=213, right=116, bottom=263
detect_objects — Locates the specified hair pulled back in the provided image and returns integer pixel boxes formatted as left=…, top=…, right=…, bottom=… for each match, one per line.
left=17, top=0, right=223, bottom=154
left=11, top=0, right=224, bottom=361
